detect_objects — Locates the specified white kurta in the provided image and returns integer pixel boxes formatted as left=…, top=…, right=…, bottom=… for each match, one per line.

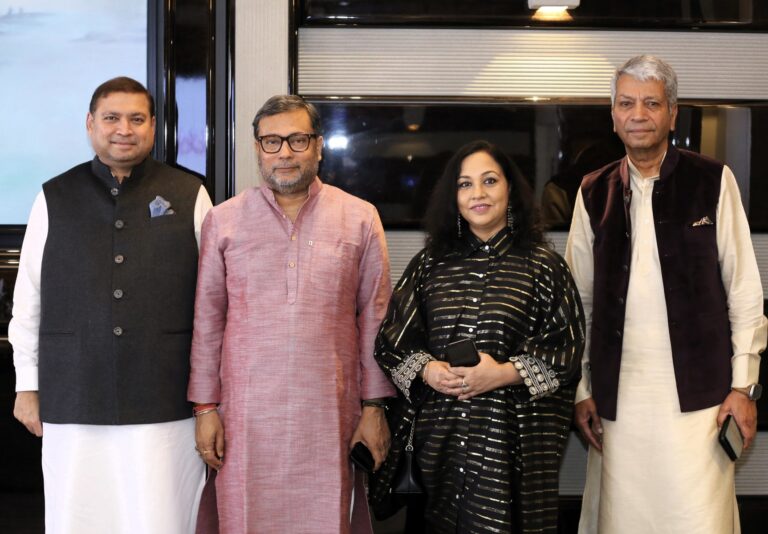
left=10, top=186, right=213, bottom=534
left=566, top=159, right=767, bottom=534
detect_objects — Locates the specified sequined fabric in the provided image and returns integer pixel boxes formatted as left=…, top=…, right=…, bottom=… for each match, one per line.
left=372, top=227, right=584, bottom=533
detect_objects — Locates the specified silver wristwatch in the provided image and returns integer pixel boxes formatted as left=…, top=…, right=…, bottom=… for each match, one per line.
left=733, top=383, right=762, bottom=401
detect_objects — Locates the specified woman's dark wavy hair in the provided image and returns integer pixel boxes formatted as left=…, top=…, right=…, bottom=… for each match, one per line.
left=424, top=140, right=544, bottom=257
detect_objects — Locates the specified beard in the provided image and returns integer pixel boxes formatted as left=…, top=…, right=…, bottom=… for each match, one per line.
left=260, top=159, right=318, bottom=195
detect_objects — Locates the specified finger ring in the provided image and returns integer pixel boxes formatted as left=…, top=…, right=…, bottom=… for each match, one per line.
left=461, top=379, right=468, bottom=389
left=201, top=450, right=211, bottom=455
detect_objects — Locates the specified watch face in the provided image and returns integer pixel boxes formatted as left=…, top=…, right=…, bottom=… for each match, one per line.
left=751, top=384, right=763, bottom=401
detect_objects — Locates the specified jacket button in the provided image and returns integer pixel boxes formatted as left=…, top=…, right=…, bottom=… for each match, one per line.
left=114, top=219, right=125, bottom=229
left=114, top=254, right=124, bottom=264
left=110, top=188, right=119, bottom=197
left=615, top=330, right=622, bottom=338
left=617, top=297, right=624, bottom=305
left=113, top=326, right=123, bottom=336
left=622, top=264, right=629, bottom=272
left=113, top=289, right=124, bottom=299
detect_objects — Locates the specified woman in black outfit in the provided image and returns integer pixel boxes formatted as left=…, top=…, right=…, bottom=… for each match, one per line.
left=371, top=140, right=585, bottom=533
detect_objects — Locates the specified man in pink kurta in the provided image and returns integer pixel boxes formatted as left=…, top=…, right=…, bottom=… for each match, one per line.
left=188, top=95, right=395, bottom=534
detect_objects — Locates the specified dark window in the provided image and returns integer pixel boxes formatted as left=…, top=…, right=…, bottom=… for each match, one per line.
left=0, top=252, right=19, bottom=339
left=310, top=101, right=768, bottom=231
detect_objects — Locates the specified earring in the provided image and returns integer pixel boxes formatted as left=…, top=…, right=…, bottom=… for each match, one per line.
left=457, top=213, right=462, bottom=238
left=507, top=205, right=515, bottom=232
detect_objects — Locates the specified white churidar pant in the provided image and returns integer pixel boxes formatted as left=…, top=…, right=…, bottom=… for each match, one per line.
left=42, top=417, right=205, bottom=534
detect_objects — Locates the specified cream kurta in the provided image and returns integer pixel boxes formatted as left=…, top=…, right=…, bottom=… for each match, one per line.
left=566, top=160, right=767, bottom=534
left=188, top=178, right=395, bottom=534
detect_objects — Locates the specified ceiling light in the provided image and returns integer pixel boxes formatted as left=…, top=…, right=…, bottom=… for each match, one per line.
left=528, top=0, right=579, bottom=8
left=532, top=6, right=573, bottom=21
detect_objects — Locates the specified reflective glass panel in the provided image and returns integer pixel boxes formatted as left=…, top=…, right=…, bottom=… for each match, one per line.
left=0, top=1, right=147, bottom=225
left=311, top=101, right=768, bottom=231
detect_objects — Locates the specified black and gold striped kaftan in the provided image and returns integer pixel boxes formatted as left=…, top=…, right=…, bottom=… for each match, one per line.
left=371, top=228, right=584, bottom=534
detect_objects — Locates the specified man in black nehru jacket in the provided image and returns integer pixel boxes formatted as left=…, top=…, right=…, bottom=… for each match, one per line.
left=10, top=77, right=212, bottom=534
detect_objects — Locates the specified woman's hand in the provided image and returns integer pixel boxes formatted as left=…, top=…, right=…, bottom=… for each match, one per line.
left=451, top=352, right=521, bottom=400
left=423, top=360, right=464, bottom=396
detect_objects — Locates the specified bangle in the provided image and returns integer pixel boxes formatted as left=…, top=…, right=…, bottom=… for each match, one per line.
left=362, top=399, right=388, bottom=409
left=422, top=361, right=431, bottom=385
left=193, top=403, right=217, bottom=416
left=194, top=408, right=217, bottom=417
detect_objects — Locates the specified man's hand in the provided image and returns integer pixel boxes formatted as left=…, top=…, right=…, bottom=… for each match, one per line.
left=574, top=397, right=603, bottom=452
left=350, top=404, right=391, bottom=471
left=195, top=410, right=225, bottom=470
left=718, top=390, right=757, bottom=451
left=14, top=391, right=43, bottom=437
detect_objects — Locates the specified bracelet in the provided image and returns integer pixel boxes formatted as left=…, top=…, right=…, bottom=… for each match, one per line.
left=362, top=399, right=388, bottom=409
left=194, top=408, right=218, bottom=417
left=422, top=361, right=431, bottom=385
left=193, top=403, right=217, bottom=416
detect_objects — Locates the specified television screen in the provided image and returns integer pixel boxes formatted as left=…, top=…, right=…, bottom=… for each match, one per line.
left=0, top=0, right=147, bottom=225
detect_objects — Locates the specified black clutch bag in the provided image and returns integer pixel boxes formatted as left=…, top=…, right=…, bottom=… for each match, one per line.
left=444, top=338, right=480, bottom=367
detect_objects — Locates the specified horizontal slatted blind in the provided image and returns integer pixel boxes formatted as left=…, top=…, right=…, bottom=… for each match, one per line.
left=299, top=28, right=768, bottom=99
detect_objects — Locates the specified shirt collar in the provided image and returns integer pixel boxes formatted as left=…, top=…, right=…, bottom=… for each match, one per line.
left=455, top=226, right=515, bottom=258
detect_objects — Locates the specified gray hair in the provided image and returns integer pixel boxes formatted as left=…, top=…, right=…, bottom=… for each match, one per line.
left=251, top=95, right=322, bottom=138
left=611, top=55, right=678, bottom=109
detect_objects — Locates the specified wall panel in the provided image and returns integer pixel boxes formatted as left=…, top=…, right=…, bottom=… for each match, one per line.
left=299, top=28, right=768, bottom=99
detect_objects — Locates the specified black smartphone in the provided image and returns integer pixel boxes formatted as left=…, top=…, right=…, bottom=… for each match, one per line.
left=444, top=338, right=480, bottom=367
left=718, top=415, right=744, bottom=461
left=350, top=442, right=374, bottom=474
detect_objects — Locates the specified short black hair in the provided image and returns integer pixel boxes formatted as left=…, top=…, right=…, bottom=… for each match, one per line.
left=89, top=77, right=155, bottom=117
left=252, top=95, right=322, bottom=138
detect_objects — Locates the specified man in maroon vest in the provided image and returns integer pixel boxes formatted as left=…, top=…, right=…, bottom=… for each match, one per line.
left=565, top=55, right=766, bottom=533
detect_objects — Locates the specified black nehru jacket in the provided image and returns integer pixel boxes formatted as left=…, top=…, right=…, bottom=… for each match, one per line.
left=38, top=157, right=202, bottom=424
left=581, top=146, right=732, bottom=421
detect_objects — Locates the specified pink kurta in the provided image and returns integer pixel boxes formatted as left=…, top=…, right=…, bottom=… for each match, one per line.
left=188, top=178, right=395, bottom=534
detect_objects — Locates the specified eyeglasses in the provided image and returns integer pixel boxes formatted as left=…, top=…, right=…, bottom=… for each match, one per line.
left=256, top=133, right=318, bottom=153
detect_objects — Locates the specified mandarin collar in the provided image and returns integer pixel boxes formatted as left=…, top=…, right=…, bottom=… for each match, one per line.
left=259, top=176, right=323, bottom=212
left=90, top=156, right=151, bottom=189
left=620, top=144, right=677, bottom=190
left=455, top=226, right=515, bottom=258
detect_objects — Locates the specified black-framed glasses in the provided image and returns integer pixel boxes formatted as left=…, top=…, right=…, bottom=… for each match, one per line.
left=256, top=133, right=318, bottom=153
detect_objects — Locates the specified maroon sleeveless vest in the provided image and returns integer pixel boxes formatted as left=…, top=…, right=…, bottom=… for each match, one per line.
left=581, top=146, right=731, bottom=421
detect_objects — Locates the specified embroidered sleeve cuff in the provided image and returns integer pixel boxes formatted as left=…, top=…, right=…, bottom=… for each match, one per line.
left=392, top=351, right=433, bottom=401
left=509, top=354, right=560, bottom=401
